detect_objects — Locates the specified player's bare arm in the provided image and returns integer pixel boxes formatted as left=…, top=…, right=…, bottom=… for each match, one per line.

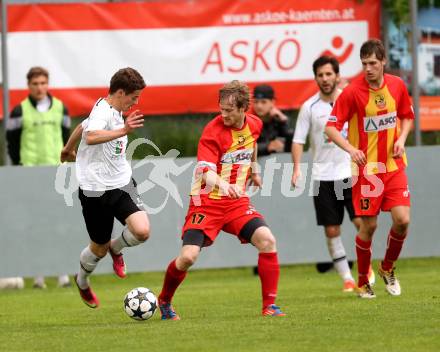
left=203, top=169, right=242, bottom=199
left=250, top=146, right=262, bottom=188
left=267, top=139, right=285, bottom=153
left=86, top=110, right=144, bottom=145
left=291, top=143, right=304, bottom=187
left=325, top=125, right=366, bottom=166
left=61, top=123, right=83, bottom=162
left=270, top=106, right=288, bottom=122
left=393, top=118, right=413, bottom=158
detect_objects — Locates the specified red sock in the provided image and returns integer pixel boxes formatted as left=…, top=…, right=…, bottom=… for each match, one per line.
left=258, top=252, right=280, bottom=309
left=355, top=235, right=372, bottom=287
left=382, top=229, right=407, bottom=271
left=158, top=259, right=187, bottom=303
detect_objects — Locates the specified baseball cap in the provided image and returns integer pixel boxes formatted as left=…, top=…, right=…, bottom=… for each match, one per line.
left=253, top=85, right=275, bottom=100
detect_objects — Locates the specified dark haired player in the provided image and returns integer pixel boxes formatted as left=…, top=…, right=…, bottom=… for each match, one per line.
left=325, top=39, right=414, bottom=298
left=292, top=56, right=375, bottom=292
left=61, top=67, right=150, bottom=308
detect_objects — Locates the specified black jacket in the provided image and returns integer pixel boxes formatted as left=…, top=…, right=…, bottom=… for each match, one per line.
left=257, top=119, right=293, bottom=156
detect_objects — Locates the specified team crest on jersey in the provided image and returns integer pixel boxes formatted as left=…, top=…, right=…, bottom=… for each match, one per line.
left=115, top=140, right=124, bottom=154
left=237, top=135, right=246, bottom=145
left=374, top=94, right=386, bottom=109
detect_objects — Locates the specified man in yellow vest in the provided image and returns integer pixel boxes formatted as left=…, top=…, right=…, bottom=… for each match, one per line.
left=6, top=66, right=71, bottom=288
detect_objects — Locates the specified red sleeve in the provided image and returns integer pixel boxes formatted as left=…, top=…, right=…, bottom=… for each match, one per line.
left=255, top=115, right=263, bottom=136
left=397, top=81, right=415, bottom=120
left=326, top=88, right=354, bottom=131
left=196, top=124, right=220, bottom=172
left=247, top=113, right=263, bottom=139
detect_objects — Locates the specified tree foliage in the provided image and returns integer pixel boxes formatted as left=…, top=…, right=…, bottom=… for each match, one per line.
left=384, top=0, right=440, bottom=26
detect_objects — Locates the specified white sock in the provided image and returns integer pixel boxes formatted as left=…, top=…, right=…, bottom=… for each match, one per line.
left=327, top=236, right=354, bottom=282
left=58, top=274, right=70, bottom=287
left=110, top=227, right=144, bottom=255
left=34, top=276, right=45, bottom=287
left=77, top=246, right=101, bottom=289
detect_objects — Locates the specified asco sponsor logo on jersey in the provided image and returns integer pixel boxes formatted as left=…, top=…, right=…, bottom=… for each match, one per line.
left=221, top=149, right=253, bottom=164
left=364, top=112, right=397, bottom=132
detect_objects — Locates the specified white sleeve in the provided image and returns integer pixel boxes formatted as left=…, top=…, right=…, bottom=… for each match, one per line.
left=293, top=103, right=311, bottom=144
left=81, top=118, right=89, bottom=129
left=85, top=109, right=108, bottom=132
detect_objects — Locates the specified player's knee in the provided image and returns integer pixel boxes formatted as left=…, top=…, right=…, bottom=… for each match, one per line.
left=179, top=252, right=198, bottom=268
left=366, top=224, right=377, bottom=236
left=362, top=222, right=377, bottom=237
left=138, top=227, right=151, bottom=242
left=254, top=230, right=277, bottom=252
left=393, top=215, right=410, bottom=233
left=325, top=226, right=340, bottom=238
left=352, top=218, right=362, bottom=232
left=263, top=235, right=277, bottom=252
left=92, top=243, right=110, bottom=258
left=132, top=225, right=150, bottom=242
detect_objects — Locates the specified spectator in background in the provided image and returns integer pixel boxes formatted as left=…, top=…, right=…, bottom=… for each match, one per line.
left=252, top=84, right=293, bottom=156
left=6, top=66, right=71, bottom=289
left=250, top=84, right=293, bottom=276
left=0, top=277, right=25, bottom=290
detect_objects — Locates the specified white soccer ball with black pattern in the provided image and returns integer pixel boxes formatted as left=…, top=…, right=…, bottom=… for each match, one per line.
left=124, top=287, right=157, bottom=321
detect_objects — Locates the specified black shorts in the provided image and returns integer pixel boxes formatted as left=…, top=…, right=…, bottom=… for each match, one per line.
left=313, top=178, right=356, bottom=226
left=78, top=178, right=145, bottom=244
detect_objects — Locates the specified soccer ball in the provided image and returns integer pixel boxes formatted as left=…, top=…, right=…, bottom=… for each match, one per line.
left=124, top=287, right=157, bottom=321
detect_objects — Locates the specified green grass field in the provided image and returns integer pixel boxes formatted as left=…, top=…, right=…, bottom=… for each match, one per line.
left=1, top=257, right=439, bottom=352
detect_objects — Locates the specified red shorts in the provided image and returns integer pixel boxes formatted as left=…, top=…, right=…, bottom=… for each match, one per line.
left=181, top=196, right=264, bottom=246
left=352, top=167, right=411, bottom=216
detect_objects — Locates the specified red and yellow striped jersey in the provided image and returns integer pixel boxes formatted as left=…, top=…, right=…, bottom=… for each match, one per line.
left=326, top=74, right=414, bottom=175
left=191, top=113, right=262, bottom=199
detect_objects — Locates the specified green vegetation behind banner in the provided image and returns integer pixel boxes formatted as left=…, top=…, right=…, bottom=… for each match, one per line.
left=2, top=111, right=440, bottom=165
left=384, top=0, right=440, bottom=26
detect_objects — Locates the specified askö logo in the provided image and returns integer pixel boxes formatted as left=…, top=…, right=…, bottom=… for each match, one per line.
left=320, top=36, right=354, bottom=65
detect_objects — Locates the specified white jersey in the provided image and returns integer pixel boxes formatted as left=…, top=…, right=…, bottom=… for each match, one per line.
left=76, top=98, right=132, bottom=191
left=293, top=92, right=351, bottom=181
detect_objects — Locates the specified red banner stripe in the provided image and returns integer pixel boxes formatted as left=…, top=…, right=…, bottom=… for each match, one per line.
left=9, top=1, right=379, bottom=32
